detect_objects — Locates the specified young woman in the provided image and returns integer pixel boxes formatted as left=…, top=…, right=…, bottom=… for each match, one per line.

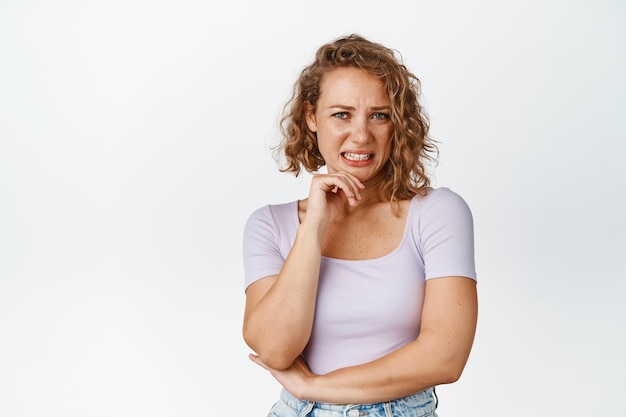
left=242, top=34, right=478, bottom=417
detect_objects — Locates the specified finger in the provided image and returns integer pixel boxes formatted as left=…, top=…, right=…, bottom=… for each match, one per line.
left=309, top=173, right=363, bottom=208
left=321, top=174, right=360, bottom=199
left=248, top=353, right=271, bottom=370
left=340, top=172, right=366, bottom=190
left=330, top=174, right=363, bottom=205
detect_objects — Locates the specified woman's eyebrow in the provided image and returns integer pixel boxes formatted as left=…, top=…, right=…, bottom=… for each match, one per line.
left=327, top=105, right=391, bottom=110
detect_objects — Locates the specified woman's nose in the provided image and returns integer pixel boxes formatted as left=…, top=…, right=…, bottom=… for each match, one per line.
left=350, top=119, right=372, bottom=143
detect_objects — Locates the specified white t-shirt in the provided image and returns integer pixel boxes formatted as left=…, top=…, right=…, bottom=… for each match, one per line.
left=243, top=187, right=476, bottom=374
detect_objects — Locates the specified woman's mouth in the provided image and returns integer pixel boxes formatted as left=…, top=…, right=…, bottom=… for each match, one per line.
left=342, top=152, right=373, bottom=161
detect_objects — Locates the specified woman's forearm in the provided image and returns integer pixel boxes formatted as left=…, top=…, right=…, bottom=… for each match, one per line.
left=306, top=337, right=456, bottom=404
left=304, top=277, right=478, bottom=404
left=243, top=221, right=327, bottom=370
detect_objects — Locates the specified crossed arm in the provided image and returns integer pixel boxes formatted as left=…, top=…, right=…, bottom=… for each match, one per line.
left=245, top=273, right=478, bottom=405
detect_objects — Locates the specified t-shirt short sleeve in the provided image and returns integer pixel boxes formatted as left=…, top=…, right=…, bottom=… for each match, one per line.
left=242, top=205, right=286, bottom=290
left=416, top=188, right=477, bottom=281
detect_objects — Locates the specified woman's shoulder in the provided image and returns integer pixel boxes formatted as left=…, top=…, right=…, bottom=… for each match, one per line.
left=410, top=187, right=473, bottom=220
left=247, top=200, right=298, bottom=218
left=245, top=200, right=300, bottom=235
left=413, top=187, right=470, bottom=207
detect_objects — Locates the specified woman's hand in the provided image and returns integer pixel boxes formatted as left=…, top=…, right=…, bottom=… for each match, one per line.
left=304, top=172, right=365, bottom=228
left=249, top=353, right=317, bottom=400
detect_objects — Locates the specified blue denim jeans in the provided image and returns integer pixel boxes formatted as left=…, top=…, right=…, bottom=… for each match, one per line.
left=268, top=387, right=438, bottom=417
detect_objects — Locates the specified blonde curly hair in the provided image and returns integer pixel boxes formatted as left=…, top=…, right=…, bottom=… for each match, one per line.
left=274, top=34, right=438, bottom=201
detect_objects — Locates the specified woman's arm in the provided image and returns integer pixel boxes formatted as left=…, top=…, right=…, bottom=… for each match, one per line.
left=243, top=173, right=364, bottom=370
left=243, top=221, right=325, bottom=370
left=250, top=276, right=478, bottom=403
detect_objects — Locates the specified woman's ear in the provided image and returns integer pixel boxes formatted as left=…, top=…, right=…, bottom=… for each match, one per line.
left=305, top=102, right=317, bottom=133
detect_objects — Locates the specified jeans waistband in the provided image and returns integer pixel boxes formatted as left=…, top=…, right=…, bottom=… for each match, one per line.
left=279, top=386, right=437, bottom=415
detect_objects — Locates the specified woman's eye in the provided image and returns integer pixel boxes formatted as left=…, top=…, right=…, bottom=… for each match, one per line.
left=372, top=112, right=389, bottom=120
left=332, top=112, right=348, bottom=119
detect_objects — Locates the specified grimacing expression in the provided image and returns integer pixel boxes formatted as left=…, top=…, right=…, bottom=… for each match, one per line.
left=306, top=67, right=393, bottom=183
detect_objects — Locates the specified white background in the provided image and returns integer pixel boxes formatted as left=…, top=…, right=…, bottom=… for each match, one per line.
left=1, top=1, right=624, bottom=416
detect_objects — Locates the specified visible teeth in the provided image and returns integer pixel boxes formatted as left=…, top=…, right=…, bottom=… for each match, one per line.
left=343, top=152, right=372, bottom=161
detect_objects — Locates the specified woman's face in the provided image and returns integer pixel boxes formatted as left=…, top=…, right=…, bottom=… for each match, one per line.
left=306, top=67, right=393, bottom=183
